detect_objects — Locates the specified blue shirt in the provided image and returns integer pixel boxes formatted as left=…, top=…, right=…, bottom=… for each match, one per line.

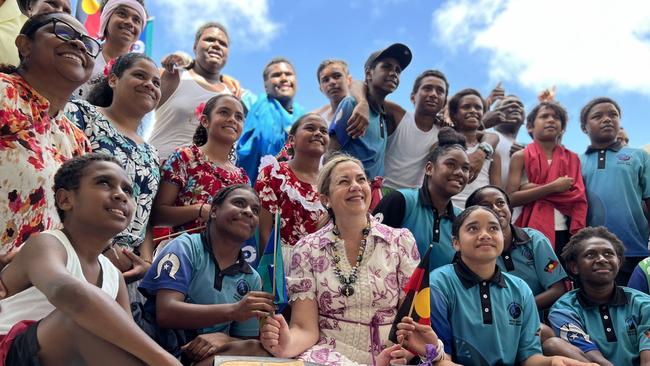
left=373, top=187, right=458, bottom=271
left=627, top=257, right=650, bottom=294
left=330, top=96, right=388, bottom=179
left=549, top=287, right=650, bottom=366
left=497, top=226, right=568, bottom=296
left=430, top=260, right=542, bottom=365
left=139, top=233, right=261, bottom=338
left=236, top=93, right=304, bottom=183
left=581, top=143, right=650, bottom=257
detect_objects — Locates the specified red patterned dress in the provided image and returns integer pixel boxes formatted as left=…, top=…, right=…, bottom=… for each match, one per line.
left=255, top=156, right=325, bottom=265
left=160, top=144, right=249, bottom=233
left=0, top=73, right=90, bottom=254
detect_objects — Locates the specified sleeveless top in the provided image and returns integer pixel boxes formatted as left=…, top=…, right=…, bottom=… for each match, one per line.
left=384, top=111, right=440, bottom=189
left=452, top=144, right=492, bottom=209
left=149, top=70, right=233, bottom=160
left=0, top=230, right=121, bottom=334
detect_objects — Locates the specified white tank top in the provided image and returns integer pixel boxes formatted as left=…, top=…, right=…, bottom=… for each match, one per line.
left=494, top=130, right=514, bottom=189
left=0, top=230, right=120, bottom=334
left=384, top=112, right=440, bottom=189
left=148, top=70, right=232, bottom=160
left=452, top=144, right=492, bottom=209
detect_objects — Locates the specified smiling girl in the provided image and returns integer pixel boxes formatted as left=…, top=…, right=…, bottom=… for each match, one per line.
left=429, top=206, right=596, bottom=366
left=153, top=94, right=249, bottom=235
left=65, top=53, right=162, bottom=285
left=255, top=113, right=329, bottom=260
left=448, top=89, right=501, bottom=209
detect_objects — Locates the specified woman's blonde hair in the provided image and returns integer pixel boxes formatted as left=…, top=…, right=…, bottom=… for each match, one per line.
left=316, top=153, right=365, bottom=227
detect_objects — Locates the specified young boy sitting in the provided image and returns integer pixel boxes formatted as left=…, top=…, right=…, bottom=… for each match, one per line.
left=0, top=154, right=180, bottom=366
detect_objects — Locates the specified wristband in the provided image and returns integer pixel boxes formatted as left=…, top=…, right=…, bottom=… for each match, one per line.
left=418, top=339, right=445, bottom=366
left=477, top=142, right=494, bottom=160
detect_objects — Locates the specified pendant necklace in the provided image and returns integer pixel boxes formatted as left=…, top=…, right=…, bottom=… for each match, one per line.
left=330, top=221, right=370, bottom=297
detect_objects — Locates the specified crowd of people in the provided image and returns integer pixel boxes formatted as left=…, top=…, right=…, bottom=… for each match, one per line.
left=0, top=0, right=649, bottom=365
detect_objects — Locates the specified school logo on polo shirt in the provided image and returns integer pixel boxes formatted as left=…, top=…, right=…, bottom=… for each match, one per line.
left=616, top=153, right=632, bottom=165
left=235, top=279, right=251, bottom=300
left=544, top=259, right=559, bottom=273
left=507, top=302, right=522, bottom=326
left=626, top=317, right=638, bottom=338
left=520, top=246, right=534, bottom=263
left=154, top=253, right=181, bottom=280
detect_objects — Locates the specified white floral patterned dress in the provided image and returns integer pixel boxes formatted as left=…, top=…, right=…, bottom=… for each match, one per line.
left=287, top=218, right=419, bottom=366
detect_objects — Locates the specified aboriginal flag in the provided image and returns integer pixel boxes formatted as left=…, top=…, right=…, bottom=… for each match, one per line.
left=388, top=244, right=432, bottom=343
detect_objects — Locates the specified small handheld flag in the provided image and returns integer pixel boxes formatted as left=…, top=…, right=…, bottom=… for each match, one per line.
left=258, top=212, right=288, bottom=313
left=388, top=244, right=433, bottom=343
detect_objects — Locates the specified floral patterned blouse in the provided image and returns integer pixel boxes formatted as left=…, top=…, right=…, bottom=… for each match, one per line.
left=255, top=156, right=325, bottom=251
left=160, top=144, right=249, bottom=233
left=0, top=73, right=90, bottom=254
left=65, top=100, right=160, bottom=248
left=287, top=218, right=419, bottom=365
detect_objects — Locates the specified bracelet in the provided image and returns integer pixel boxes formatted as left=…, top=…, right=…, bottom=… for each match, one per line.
left=198, top=203, right=205, bottom=219
left=418, top=340, right=445, bottom=366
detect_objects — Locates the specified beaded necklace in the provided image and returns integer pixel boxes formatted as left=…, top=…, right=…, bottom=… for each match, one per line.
left=330, top=221, right=371, bottom=297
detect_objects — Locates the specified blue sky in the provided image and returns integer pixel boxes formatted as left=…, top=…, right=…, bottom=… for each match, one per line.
left=83, top=0, right=650, bottom=151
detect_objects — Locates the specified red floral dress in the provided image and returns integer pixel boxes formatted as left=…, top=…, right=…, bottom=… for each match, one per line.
left=160, top=144, right=249, bottom=233
left=0, top=73, right=90, bottom=254
left=255, top=156, right=325, bottom=252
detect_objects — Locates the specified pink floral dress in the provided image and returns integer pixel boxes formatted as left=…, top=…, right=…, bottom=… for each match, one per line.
left=287, top=218, right=419, bottom=365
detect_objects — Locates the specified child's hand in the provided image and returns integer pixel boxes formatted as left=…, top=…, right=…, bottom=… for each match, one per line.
left=121, top=249, right=151, bottom=284
left=395, top=316, right=439, bottom=358
left=260, top=314, right=290, bottom=357
left=551, top=176, right=574, bottom=193
left=376, top=344, right=409, bottom=366
left=181, top=332, right=232, bottom=361
left=230, top=291, right=275, bottom=321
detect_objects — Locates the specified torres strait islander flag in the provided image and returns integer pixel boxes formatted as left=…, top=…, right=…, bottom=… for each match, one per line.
left=257, top=213, right=288, bottom=313
left=388, top=244, right=432, bottom=344
left=75, top=0, right=154, bottom=57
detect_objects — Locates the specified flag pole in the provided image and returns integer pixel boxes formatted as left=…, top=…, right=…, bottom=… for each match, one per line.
left=271, top=211, right=280, bottom=313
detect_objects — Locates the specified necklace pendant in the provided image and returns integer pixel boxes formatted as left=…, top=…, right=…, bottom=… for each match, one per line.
left=341, top=284, right=354, bottom=297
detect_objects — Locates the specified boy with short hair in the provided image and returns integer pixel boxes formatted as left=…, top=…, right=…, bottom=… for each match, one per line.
left=547, top=226, right=650, bottom=365
left=328, top=43, right=412, bottom=180
left=579, top=97, right=650, bottom=284
left=314, top=59, right=353, bottom=121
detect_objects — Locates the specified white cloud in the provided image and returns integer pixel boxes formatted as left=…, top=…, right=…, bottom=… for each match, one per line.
left=432, top=0, right=650, bottom=94
left=156, top=0, right=280, bottom=50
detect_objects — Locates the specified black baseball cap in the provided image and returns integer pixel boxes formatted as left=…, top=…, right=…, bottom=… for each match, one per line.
left=364, top=43, right=412, bottom=71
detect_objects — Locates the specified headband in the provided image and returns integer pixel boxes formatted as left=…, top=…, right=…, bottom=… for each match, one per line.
left=98, top=0, right=146, bottom=40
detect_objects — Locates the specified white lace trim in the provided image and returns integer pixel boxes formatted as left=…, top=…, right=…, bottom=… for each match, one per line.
left=259, top=155, right=324, bottom=213
left=289, top=292, right=316, bottom=302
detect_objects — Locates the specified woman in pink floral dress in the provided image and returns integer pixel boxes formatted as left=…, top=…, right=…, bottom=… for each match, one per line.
left=260, top=155, right=420, bottom=365
left=255, top=113, right=328, bottom=267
